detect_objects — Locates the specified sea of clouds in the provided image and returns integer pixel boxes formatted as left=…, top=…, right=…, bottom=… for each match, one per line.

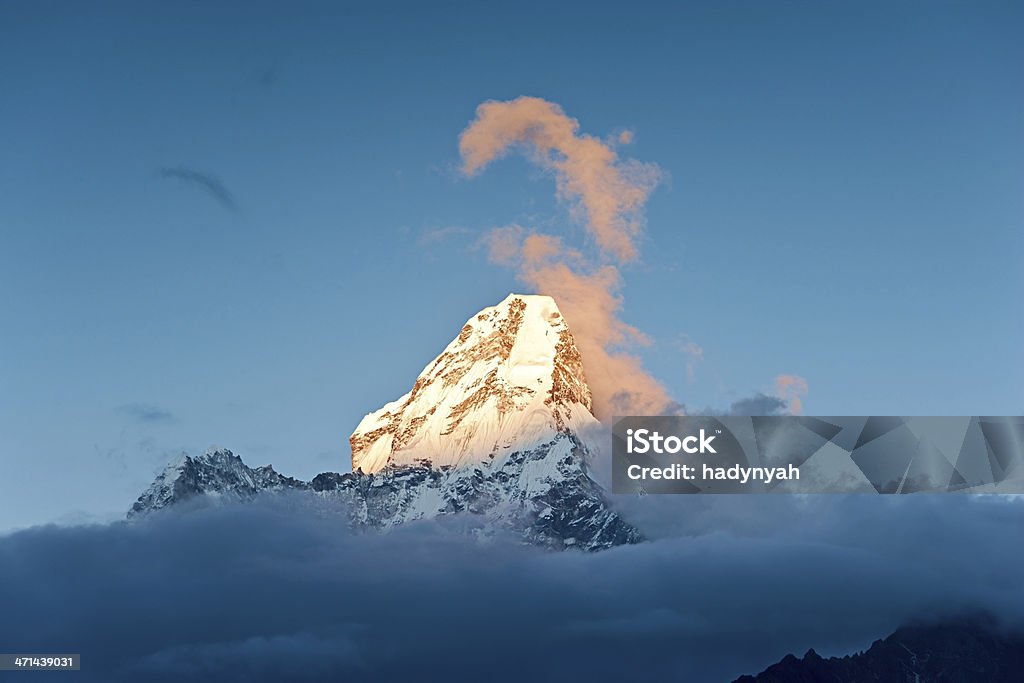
left=2, top=492, right=1023, bottom=682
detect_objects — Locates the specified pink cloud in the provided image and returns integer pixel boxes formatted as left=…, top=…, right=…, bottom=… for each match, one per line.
left=460, top=96, right=661, bottom=262
left=462, top=97, right=671, bottom=418
left=774, top=374, right=810, bottom=415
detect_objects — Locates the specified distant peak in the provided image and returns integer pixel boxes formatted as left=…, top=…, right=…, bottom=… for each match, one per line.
left=162, top=448, right=241, bottom=472
left=129, top=447, right=306, bottom=518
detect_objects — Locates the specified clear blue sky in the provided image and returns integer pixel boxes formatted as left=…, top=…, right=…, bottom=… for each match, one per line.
left=2, top=0, right=1022, bottom=530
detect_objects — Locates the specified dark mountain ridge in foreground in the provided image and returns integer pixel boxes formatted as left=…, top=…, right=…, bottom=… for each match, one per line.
left=736, top=617, right=1024, bottom=682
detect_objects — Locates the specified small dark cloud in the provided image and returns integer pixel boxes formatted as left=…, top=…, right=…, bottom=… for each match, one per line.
left=157, top=167, right=236, bottom=211
left=724, top=392, right=788, bottom=416
left=684, top=393, right=789, bottom=417
left=116, top=403, right=175, bottom=423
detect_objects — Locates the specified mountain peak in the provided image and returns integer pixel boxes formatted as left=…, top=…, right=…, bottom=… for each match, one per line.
left=128, top=447, right=306, bottom=517
left=129, top=294, right=641, bottom=551
left=350, top=294, right=595, bottom=474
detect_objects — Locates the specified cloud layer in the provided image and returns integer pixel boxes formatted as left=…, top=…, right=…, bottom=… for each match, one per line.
left=3, top=495, right=1023, bottom=683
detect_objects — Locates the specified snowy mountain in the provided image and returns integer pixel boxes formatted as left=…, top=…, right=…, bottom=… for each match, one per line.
left=350, top=294, right=594, bottom=473
left=128, top=449, right=308, bottom=516
left=129, top=294, right=640, bottom=551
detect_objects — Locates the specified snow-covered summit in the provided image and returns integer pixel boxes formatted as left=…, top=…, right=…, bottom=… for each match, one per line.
left=350, top=294, right=596, bottom=474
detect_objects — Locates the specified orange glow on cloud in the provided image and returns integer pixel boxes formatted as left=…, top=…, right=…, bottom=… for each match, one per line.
left=775, top=374, right=809, bottom=415
left=461, top=97, right=661, bottom=262
left=465, top=96, right=807, bottom=419
left=463, top=97, right=670, bottom=418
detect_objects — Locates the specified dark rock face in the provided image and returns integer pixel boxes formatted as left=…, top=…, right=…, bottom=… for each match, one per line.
left=735, top=617, right=1024, bottom=683
left=128, top=449, right=308, bottom=517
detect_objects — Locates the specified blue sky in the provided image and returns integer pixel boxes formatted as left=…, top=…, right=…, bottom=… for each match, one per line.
left=2, top=0, right=1022, bottom=529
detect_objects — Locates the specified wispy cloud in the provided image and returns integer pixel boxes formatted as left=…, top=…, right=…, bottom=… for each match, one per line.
left=417, top=225, right=472, bottom=247
left=157, top=166, right=236, bottom=211
left=461, top=97, right=661, bottom=262
left=676, top=335, right=704, bottom=383
left=461, top=97, right=669, bottom=418
left=460, top=98, right=811, bottom=419
left=116, top=403, right=175, bottom=423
